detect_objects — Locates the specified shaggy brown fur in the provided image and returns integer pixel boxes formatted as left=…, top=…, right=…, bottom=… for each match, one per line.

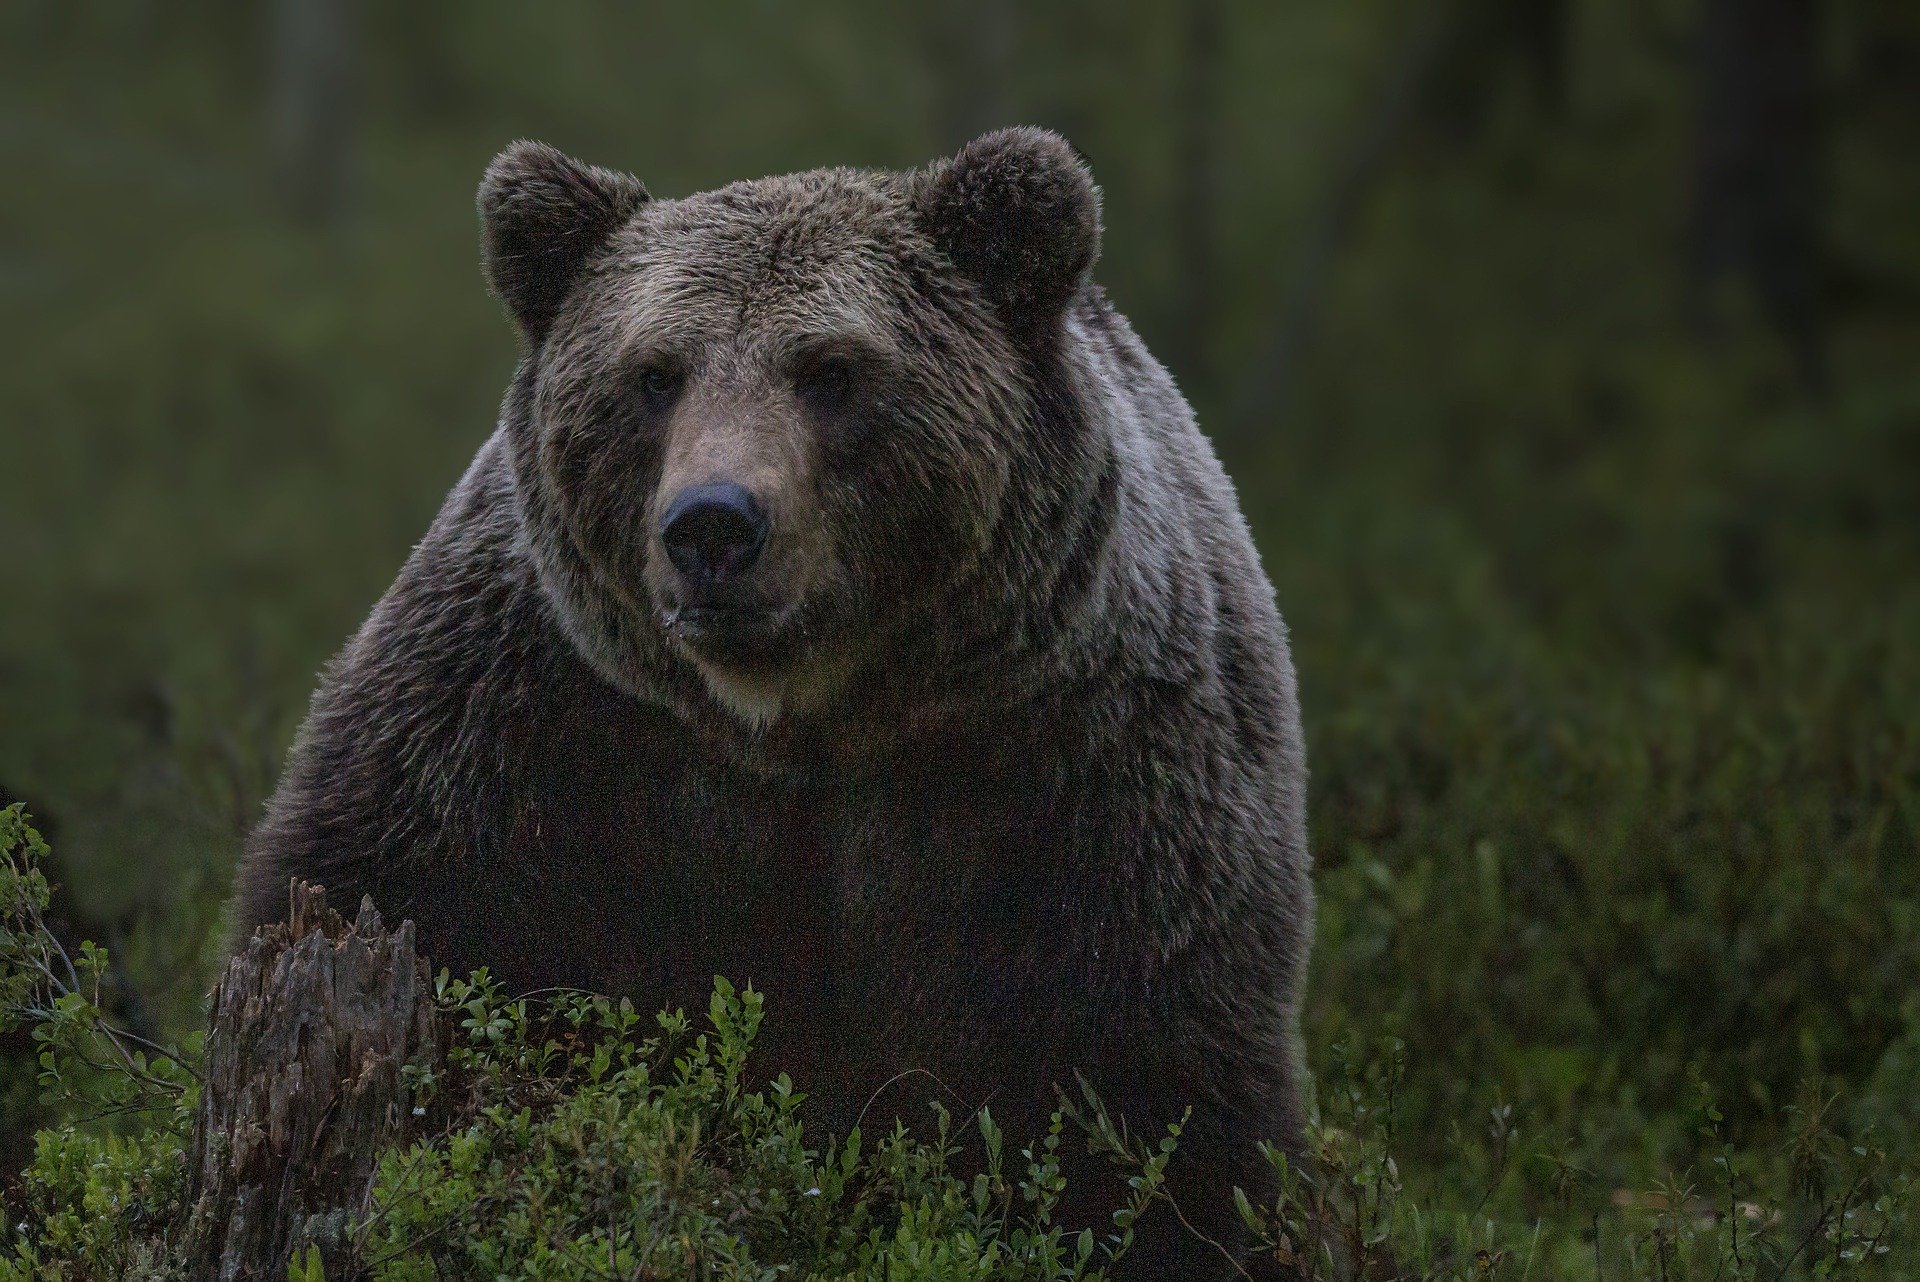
left=234, top=129, right=1312, bottom=1277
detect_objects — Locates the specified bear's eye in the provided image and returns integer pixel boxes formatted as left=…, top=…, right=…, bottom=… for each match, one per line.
left=795, top=355, right=860, bottom=410
left=635, top=361, right=686, bottom=408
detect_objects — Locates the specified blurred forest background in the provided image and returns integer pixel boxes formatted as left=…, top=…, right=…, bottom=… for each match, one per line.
left=2, top=0, right=1918, bottom=1262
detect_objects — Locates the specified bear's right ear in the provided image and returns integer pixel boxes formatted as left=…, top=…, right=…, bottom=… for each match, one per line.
left=478, top=141, right=649, bottom=342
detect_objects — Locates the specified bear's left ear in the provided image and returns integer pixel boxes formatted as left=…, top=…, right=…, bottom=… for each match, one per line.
left=913, top=127, right=1102, bottom=348
left=478, top=140, right=650, bottom=342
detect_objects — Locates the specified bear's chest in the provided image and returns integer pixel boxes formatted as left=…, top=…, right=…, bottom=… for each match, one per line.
left=511, top=701, right=1133, bottom=1130
left=490, top=693, right=823, bottom=1001
left=829, top=758, right=1119, bottom=1011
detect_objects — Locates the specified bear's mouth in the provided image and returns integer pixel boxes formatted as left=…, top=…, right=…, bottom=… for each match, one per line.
left=661, top=600, right=792, bottom=668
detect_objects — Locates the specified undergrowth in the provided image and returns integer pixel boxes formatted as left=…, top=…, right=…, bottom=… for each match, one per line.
left=2, top=805, right=1913, bottom=1280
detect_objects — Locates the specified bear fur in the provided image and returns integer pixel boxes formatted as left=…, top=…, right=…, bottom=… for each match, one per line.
left=234, top=128, right=1313, bottom=1276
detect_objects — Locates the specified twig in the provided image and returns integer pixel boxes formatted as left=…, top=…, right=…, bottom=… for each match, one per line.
left=852, top=1066, right=969, bottom=1137
left=1161, top=1186, right=1257, bottom=1282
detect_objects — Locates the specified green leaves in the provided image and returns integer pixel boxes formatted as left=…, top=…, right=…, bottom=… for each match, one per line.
left=287, top=1244, right=328, bottom=1282
left=0, top=803, right=195, bottom=1115
left=355, top=975, right=1158, bottom=1280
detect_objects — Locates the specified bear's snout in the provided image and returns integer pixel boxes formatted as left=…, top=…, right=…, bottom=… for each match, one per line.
left=659, top=481, right=770, bottom=588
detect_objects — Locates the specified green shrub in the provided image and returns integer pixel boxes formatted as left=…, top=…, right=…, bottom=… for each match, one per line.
left=355, top=973, right=1173, bottom=1280
left=1, top=804, right=195, bottom=1281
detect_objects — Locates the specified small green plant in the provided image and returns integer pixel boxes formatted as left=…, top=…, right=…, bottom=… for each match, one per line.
left=0, top=806, right=198, bottom=1117
left=356, top=972, right=1179, bottom=1279
left=1, top=804, right=196, bottom=1280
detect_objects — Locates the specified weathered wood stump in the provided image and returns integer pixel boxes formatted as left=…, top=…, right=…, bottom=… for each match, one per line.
left=180, top=881, right=441, bottom=1281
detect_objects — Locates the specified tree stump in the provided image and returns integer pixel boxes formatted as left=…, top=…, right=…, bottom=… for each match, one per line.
left=180, top=881, right=441, bottom=1281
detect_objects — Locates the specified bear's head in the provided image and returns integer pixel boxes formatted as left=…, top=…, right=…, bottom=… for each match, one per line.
left=480, top=129, right=1102, bottom=741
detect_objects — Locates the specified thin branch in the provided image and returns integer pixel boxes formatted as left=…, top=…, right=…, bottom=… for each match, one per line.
left=1161, top=1186, right=1258, bottom=1281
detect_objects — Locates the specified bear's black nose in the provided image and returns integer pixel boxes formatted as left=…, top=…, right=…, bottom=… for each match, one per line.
left=659, top=482, right=770, bottom=585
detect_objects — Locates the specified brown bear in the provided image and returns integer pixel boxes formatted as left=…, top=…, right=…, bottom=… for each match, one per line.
left=234, top=128, right=1312, bottom=1277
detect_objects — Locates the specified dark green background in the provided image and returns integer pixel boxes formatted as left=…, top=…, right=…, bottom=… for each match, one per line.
left=2, top=0, right=1916, bottom=1249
